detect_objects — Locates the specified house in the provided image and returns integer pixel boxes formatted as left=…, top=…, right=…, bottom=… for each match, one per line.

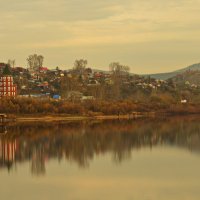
left=181, top=99, right=187, bottom=104
left=81, top=96, right=95, bottom=101
left=0, top=65, right=17, bottom=97
left=37, top=81, right=49, bottom=89
left=67, top=91, right=83, bottom=101
left=53, top=94, right=61, bottom=100
left=39, top=67, right=48, bottom=73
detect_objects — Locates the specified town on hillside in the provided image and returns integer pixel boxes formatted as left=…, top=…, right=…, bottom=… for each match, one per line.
left=1, top=54, right=200, bottom=104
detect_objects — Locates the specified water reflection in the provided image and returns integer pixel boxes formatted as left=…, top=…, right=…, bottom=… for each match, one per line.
left=0, top=117, right=200, bottom=175
left=0, top=125, right=7, bottom=134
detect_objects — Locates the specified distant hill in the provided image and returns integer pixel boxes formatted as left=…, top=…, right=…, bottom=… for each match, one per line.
left=92, top=63, right=200, bottom=81
left=142, top=63, right=200, bottom=80
left=171, top=69, right=200, bottom=86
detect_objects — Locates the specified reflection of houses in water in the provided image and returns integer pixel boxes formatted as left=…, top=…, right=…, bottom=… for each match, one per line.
left=0, top=139, right=18, bottom=170
left=0, top=120, right=200, bottom=173
left=0, top=136, right=47, bottom=175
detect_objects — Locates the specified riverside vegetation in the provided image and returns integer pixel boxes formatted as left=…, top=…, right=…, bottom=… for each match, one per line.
left=1, top=97, right=200, bottom=116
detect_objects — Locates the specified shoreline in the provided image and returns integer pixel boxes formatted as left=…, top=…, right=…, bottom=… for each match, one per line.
left=15, top=114, right=142, bottom=122
left=9, top=112, right=200, bottom=122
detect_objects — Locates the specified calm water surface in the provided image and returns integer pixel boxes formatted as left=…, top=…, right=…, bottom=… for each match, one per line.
left=0, top=117, right=200, bottom=200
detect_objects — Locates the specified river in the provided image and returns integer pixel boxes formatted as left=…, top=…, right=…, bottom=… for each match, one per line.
left=0, top=117, right=200, bottom=200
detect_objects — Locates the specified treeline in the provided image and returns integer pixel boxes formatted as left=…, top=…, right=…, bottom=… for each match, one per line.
left=1, top=97, right=200, bottom=115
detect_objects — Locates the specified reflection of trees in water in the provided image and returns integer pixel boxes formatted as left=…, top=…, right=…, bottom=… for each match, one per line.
left=0, top=117, right=200, bottom=173
left=31, top=146, right=46, bottom=175
left=0, top=125, right=7, bottom=134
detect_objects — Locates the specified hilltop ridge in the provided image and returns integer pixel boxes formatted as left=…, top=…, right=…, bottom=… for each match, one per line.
left=143, top=63, right=200, bottom=80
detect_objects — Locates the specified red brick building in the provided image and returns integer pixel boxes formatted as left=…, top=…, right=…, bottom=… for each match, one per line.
left=0, top=65, right=17, bottom=97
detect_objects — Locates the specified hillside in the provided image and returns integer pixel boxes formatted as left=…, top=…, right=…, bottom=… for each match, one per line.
left=143, top=63, right=200, bottom=80
left=171, top=70, right=200, bottom=86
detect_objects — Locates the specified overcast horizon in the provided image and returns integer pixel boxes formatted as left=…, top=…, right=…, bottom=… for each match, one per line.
left=1, top=0, right=200, bottom=74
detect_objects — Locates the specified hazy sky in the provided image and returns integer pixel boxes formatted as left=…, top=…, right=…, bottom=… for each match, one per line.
left=1, top=0, right=200, bottom=73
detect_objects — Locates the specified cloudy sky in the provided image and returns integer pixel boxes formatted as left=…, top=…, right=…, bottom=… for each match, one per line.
left=1, top=0, right=200, bottom=73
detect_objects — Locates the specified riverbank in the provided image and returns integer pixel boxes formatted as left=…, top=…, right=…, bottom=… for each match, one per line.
left=14, top=112, right=157, bottom=122
left=12, top=111, right=199, bottom=122
left=1, top=98, right=200, bottom=122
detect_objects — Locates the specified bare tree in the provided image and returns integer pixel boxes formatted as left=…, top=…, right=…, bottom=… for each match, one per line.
left=60, top=75, right=80, bottom=98
left=109, top=62, right=130, bottom=100
left=74, top=59, right=88, bottom=74
left=37, top=55, right=44, bottom=68
left=8, top=59, right=15, bottom=68
left=27, top=54, right=44, bottom=72
left=27, top=54, right=37, bottom=71
left=109, top=62, right=130, bottom=76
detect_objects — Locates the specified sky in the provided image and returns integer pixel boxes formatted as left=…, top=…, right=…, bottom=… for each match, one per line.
left=1, top=0, right=200, bottom=74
